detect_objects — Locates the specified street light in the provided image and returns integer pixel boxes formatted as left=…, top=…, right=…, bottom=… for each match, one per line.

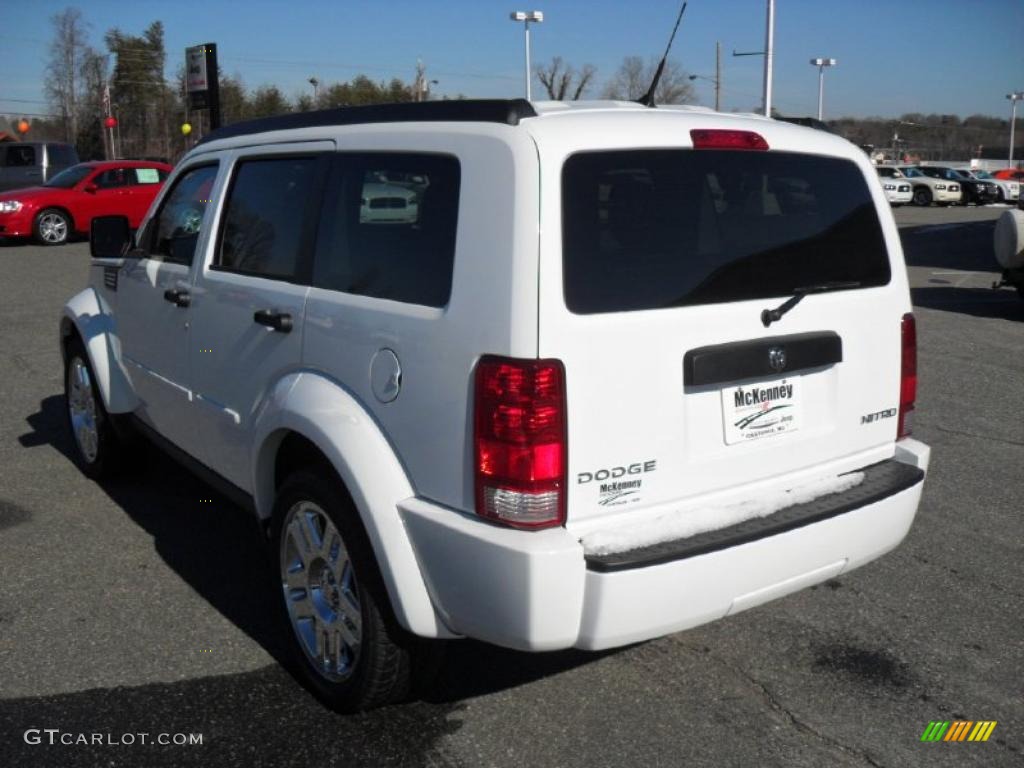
left=308, top=77, right=320, bottom=106
left=689, top=41, right=722, bottom=111
left=510, top=10, right=543, bottom=101
left=809, top=58, right=836, bottom=121
left=1008, top=91, right=1023, bottom=165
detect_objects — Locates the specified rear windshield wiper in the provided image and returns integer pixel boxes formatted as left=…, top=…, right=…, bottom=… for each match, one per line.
left=761, top=281, right=861, bottom=327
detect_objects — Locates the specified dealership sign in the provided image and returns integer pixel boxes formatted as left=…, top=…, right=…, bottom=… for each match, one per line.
left=185, top=43, right=219, bottom=121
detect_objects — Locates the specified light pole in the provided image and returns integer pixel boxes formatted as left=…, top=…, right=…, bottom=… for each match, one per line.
left=689, top=41, right=722, bottom=111
left=308, top=77, right=320, bottom=106
left=510, top=10, right=543, bottom=101
left=1008, top=91, right=1023, bottom=165
left=762, top=0, right=775, bottom=116
left=733, top=2, right=776, bottom=116
left=810, top=58, right=836, bottom=120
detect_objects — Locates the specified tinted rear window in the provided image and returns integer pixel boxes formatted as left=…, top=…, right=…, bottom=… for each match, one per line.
left=562, top=149, right=891, bottom=314
left=313, top=153, right=460, bottom=308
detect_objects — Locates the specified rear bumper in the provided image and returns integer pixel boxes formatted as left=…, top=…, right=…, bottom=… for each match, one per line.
left=400, top=439, right=929, bottom=651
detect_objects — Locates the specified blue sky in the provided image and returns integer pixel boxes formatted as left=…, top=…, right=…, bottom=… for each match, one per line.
left=1, top=0, right=1022, bottom=119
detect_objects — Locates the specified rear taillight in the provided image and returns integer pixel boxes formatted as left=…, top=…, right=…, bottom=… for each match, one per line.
left=474, top=356, right=567, bottom=529
left=690, top=129, right=769, bottom=151
left=898, top=313, right=917, bottom=439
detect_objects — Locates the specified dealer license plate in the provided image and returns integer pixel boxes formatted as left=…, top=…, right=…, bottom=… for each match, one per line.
left=722, top=376, right=802, bottom=445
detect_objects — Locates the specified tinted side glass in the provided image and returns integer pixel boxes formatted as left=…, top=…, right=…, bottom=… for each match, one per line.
left=47, top=145, right=77, bottom=167
left=4, top=146, right=36, bottom=167
left=562, top=149, right=891, bottom=314
left=215, top=156, right=320, bottom=280
left=313, top=153, right=460, bottom=307
left=149, top=164, right=219, bottom=265
left=95, top=168, right=129, bottom=189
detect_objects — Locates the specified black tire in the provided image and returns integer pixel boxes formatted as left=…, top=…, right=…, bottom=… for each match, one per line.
left=34, top=208, right=71, bottom=245
left=913, top=186, right=932, bottom=207
left=996, top=188, right=1006, bottom=204
left=64, top=336, right=125, bottom=479
left=271, top=470, right=429, bottom=712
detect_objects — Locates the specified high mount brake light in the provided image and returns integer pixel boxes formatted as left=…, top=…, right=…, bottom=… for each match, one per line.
left=689, top=129, right=769, bottom=151
left=898, top=313, right=917, bottom=439
left=474, top=357, right=567, bottom=529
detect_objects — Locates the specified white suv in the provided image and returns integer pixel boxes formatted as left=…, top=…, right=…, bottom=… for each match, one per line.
left=62, top=99, right=930, bottom=711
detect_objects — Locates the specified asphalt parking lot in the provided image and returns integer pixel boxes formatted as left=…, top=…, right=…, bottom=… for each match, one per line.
left=0, top=205, right=1021, bottom=768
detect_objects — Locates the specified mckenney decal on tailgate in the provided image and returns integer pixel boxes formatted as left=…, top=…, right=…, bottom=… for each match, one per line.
left=723, top=378, right=802, bottom=444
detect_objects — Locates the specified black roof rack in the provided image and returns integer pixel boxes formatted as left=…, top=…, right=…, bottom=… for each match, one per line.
left=198, top=99, right=537, bottom=145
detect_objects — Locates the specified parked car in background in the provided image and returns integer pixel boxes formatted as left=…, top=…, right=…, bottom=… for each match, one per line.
left=875, top=166, right=913, bottom=206
left=891, top=165, right=961, bottom=206
left=992, top=168, right=1024, bottom=182
left=359, top=182, right=420, bottom=223
left=958, top=169, right=1018, bottom=203
left=0, top=161, right=172, bottom=245
left=0, top=142, right=79, bottom=192
left=918, top=166, right=997, bottom=206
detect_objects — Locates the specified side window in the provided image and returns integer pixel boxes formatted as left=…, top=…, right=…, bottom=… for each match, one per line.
left=5, top=146, right=36, bottom=167
left=214, top=156, right=321, bottom=280
left=95, top=168, right=129, bottom=189
left=132, top=167, right=163, bottom=185
left=313, top=153, right=461, bottom=308
left=148, top=164, right=219, bottom=266
left=47, top=145, right=76, bottom=166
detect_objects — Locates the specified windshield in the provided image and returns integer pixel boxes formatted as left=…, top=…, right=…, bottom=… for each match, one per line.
left=901, top=167, right=924, bottom=178
left=972, top=170, right=993, bottom=179
left=562, top=149, right=890, bottom=314
left=44, top=165, right=94, bottom=189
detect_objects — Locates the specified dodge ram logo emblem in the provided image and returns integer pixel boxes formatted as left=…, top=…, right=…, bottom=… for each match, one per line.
left=768, top=346, right=787, bottom=372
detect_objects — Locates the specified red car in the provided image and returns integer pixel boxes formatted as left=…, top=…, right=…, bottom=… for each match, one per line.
left=992, top=168, right=1024, bottom=182
left=0, top=160, right=172, bottom=246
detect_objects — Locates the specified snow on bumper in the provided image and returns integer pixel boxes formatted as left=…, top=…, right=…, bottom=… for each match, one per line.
left=400, top=439, right=929, bottom=652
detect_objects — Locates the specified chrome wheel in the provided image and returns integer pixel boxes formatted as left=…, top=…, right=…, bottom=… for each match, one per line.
left=38, top=211, right=68, bottom=244
left=67, top=356, right=99, bottom=463
left=280, top=501, right=362, bottom=682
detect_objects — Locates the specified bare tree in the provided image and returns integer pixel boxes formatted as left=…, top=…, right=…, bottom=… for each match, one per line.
left=601, top=56, right=695, bottom=105
left=44, top=8, right=91, bottom=143
left=535, top=57, right=597, bottom=101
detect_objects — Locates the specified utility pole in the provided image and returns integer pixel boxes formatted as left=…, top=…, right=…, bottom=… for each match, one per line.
left=414, top=60, right=426, bottom=102
left=715, top=40, right=721, bottom=112
left=732, top=3, right=775, bottom=115
left=762, top=0, right=775, bottom=116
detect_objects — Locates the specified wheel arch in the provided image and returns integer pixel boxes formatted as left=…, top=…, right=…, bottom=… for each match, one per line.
left=36, top=205, right=79, bottom=235
left=251, top=372, right=453, bottom=640
left=60, top=288, right=138, bottom=413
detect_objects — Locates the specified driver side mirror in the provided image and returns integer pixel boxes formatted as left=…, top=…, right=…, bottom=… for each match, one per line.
left=84, top=184, right=98, bottom=194
left=90, top=215, right=133, bottom=259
